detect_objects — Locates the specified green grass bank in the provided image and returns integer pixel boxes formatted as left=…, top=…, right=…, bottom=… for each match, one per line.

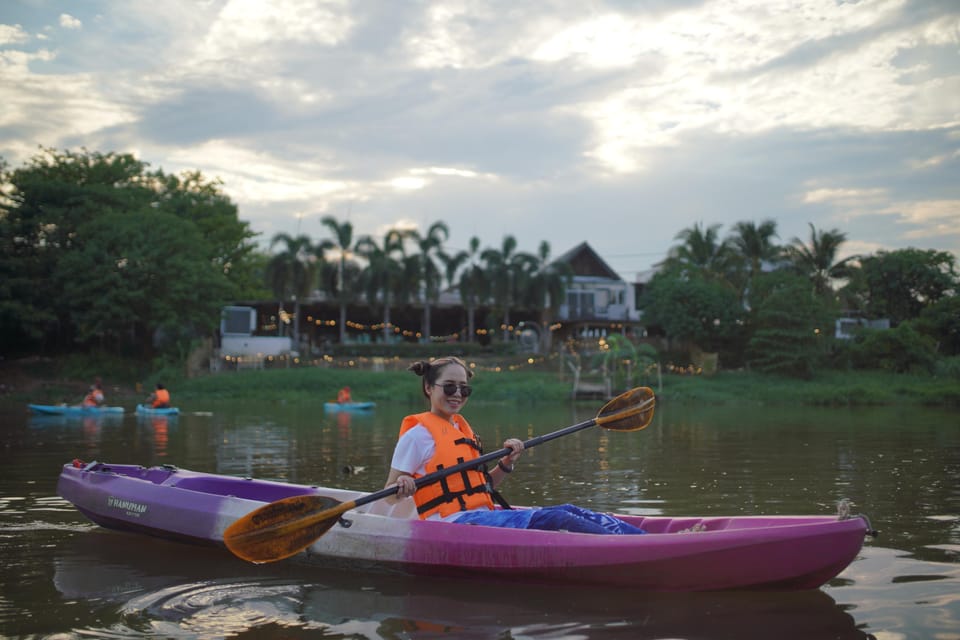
left=169, top=367, right=959, bottom=406
left=4, top=356, right=958, bottom=407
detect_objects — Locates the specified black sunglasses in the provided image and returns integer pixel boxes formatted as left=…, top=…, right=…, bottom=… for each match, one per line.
left=438, top=383, right=472, bottom=398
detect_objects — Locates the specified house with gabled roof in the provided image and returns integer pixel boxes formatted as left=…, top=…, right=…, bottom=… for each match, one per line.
left=553, top=242, right=644, bottom=344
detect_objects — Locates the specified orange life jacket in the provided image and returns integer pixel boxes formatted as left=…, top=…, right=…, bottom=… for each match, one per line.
left=152, top=388, right=170, bottom=408
left=337, top=388, right=351, bottom=403
left=399, top=412, right=494, bottom=519
left=83, top=389, right=103, bottom=407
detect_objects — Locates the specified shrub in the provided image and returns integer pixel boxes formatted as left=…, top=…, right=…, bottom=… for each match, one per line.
left=848, top=324, right=938, bottom=373
left=746, top=272, right=835, bottom=378
left=914, top=296, right=960, bottom=356
left=934, top=356, right=960, bottom=379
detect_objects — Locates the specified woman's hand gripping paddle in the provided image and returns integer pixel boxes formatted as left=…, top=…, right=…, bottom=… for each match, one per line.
left=223, top=386, right=656, bottom=564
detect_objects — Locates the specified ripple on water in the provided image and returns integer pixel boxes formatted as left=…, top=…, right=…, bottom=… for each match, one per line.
left=0, top=520, right=98, bottom=534
left=123, top=579, right=323, bottom=637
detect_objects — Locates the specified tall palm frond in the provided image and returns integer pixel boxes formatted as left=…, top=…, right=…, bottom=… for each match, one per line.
left=666, top=222, right=735, bottom=285
left=481, top=235, right=536, bottom=342
left=319, top=216, right=360, bottom=343
left=265, top=232, right=321, bottom=346
left=412, top=221, right=449, bottom=342
left=785, top=223, right=851, bottom=296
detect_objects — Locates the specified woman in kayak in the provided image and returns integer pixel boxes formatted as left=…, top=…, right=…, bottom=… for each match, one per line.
left=82, top=378, right=105, bottom=407
left=146, top=383, right=171, bottom=409
left=384, top=356, right=645, bottom=534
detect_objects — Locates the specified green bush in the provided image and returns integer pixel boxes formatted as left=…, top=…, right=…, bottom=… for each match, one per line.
left=915, top=296, right=960, bottom=356
left=746, top=272, right=835, bottom=379
left=848, top=324, right=938, bottom=373
left=934, top=356, right=960, bottom=379
left=60, top=352, right=148, bottom=384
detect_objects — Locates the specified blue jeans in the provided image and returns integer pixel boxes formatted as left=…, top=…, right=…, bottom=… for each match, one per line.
left=452, top=504, right=646, bottom=534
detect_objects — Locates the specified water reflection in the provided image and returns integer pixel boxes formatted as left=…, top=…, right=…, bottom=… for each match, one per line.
left=27, top=413, right=122, bottom=458
left=214, top=422, right=296, bottom=478
left=139, top=415, right=173, bottom=458
left=54, top=529, right=873, bottom=640
left=27, top=413, right=123, bottom=429
left=833, top=545, right=960, bottom=637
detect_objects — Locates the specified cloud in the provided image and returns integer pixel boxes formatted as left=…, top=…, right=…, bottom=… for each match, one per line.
left=188, top=0, right=354, bottom=78
left=563, top=0, right=960, bottom=174
left=0, top=24, right=30, bottom=45
left=892, top=199, right=960, bottom=241
left=165, top=139, right=352, bottom=205
left=59, top=14, right=82, bottom=30
left=0, top=47, right=132, bottom=141
left=0, top=0, right=957, bottom=276
left=910, top=149, right=960, bottom=169
left=802, top=187, right=890, bottom=206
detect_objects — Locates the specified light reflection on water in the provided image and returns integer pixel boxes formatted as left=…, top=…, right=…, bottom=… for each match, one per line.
left=1, top=398, right=958, bottom=638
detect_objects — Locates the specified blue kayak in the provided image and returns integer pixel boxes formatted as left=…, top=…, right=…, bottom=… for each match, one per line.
left=28, top=404, right=125, bottom=416
left=324, top=401, right=375, bottom=412
left=135, top=404, right=180, bottom=416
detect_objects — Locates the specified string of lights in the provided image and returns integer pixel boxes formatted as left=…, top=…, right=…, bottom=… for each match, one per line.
left=294, top=315, right=569, bottom=344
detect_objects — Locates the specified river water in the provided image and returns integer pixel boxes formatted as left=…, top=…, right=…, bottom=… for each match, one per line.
left=1, top=396, right=957, bottom=639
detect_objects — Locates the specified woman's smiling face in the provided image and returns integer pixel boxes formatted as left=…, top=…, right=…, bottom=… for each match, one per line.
left=428, top=362, right=470, bottom=419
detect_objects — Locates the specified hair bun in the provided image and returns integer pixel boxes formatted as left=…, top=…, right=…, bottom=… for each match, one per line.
left=407, top=360, right=429, bottom=376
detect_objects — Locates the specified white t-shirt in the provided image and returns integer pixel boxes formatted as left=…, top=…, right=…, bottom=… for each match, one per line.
left=390, top=424, right=436, bottom=475
left=390, top=417, right=474, bottom=522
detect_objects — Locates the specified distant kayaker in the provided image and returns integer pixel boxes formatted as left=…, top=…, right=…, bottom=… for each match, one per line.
left=82, top=378, right=105, bottom=407
left=337, top=386, right=352, bottom=404
left=384, top=356, right=646, bottom=534
left=146, top=383, right=171, bottom=409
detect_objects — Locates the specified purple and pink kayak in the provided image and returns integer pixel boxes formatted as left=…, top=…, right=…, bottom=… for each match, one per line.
left=57, top=461, right=872, bottom=591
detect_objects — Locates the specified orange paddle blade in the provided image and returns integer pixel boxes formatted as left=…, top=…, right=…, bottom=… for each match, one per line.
left=596, top=386, right=656, bottom=432
left=223, top=494, right=348, bottom=564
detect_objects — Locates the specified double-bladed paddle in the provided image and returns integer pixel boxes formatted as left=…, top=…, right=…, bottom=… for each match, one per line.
left=223, top=386, right=656, bottom=564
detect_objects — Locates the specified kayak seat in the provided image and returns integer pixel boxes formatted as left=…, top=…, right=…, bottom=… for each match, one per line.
left=362, top=497, right=418, bottom=519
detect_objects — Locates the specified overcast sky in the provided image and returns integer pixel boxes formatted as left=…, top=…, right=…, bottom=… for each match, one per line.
left=2, top=0, right=958, bottom=281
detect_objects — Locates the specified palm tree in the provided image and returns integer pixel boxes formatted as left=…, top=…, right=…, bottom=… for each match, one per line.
left=411, top=221, right=449, bottom=343
left=728, top=219, right=780, bottom=305
left=319, top=216, right=360, bottom=343
left=264, top=233, right=321, bottom=347
left=523, top=241, right=573, bottom=352
left=441, top=236, right=488, bottom=343
left=785, top=223, right=851, bottom=296
left=481, top=235, right=535, bottom=342
left=730, top=220, right=780, bottom=279
left=666, top=222, right=734, bottom=283
left=356, top=228, right=413, bottom=343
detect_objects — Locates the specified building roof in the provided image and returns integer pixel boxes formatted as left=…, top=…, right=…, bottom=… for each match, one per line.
left=554, top=242, right=623, bottom=281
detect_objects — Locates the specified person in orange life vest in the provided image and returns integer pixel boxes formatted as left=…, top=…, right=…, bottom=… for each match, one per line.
left=82, top=379, right=105, bottom=407
left=146, top=383, right=171, bottom=408
left=337, top=386, right=352, bottom=404
left=384, top=356, right=522, bottom=521
left=384, top=357, right=647, bottom=534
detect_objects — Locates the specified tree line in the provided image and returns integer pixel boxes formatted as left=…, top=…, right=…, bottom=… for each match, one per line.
left=2, top=148, right=957, bottom=378
left=265, top=220, right=572, bottom=350
left=0, top=148, right=260, bottom=361
left=0, top=148, right=571, bottom=361
left=642, top=221, right=959, bottom=377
